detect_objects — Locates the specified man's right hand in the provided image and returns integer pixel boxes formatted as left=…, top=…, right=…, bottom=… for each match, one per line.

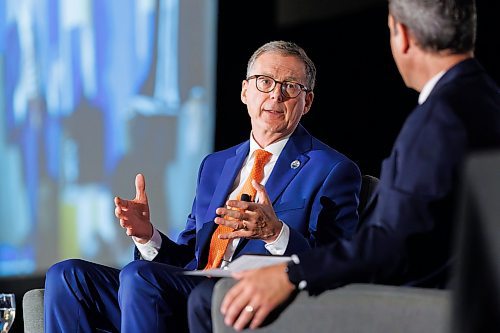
left=221, top=263, right=296, bottom=331
left=215, top=180, right=283, bottom=243
left=114, top=173, right=153, bottom=243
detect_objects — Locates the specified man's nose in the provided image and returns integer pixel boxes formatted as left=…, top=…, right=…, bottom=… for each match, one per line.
left=269, top=83, right=284, bottom=101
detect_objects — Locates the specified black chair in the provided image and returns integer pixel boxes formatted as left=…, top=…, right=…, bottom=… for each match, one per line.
left=359, top=174, right=379, bottom=217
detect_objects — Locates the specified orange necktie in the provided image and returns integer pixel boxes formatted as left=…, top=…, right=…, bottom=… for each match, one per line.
left=204, top=149, right=272, bottom=270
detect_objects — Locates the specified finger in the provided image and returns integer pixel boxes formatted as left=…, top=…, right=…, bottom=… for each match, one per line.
left=135, top=173, right=147, bottom=202
left=215, top=207, right=227, bottom=216
left=214, top=216, right=241, bottom=230
left=223, top=287, right=250, bottom=327
left=249, top=306, right=271, bottom=330
left=115, top=206, right=122, bottom=218
left=114, top=196, right=129, bottom=209
left=233, top=306, right=254, bottom=331
left=119, top=219, right=129, bottom=229
left=226, top=199, right=252, bottom=210
left=218, top=230, right=250, bottom=240
left=216, top=206, right=244, bottom=218
left=221, top=282, right=244, bottom=315
left=216, top=208, right=246, bottom=222
left=115, top=204, right=132, bottom=219
left=252, top=180, right=271, bottom=205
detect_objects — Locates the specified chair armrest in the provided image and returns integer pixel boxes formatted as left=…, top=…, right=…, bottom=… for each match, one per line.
left=212, top=279, right=451, bottom=333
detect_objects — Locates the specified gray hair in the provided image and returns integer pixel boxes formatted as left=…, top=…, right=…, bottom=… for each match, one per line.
left=246, top=40, right=316, bottom=91
left=388, top=0, right=476, bottom=53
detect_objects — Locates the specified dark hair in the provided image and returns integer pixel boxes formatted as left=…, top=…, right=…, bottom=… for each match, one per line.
left=388, top=0, right=476, bottom=53
left=246, top=40, right=316, bottom=91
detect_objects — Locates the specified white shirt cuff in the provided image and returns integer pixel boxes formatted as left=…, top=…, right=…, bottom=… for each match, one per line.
left=134, top=227, right=162, bottom=261
left=264, top=221, right=289, bottom=255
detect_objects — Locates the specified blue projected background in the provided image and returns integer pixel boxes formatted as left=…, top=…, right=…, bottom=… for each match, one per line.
left=0, top=0, right=217, bottom=277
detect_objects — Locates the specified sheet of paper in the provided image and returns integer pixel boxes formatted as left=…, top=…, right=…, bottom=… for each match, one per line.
left=183, top=255, right=292, bottom=277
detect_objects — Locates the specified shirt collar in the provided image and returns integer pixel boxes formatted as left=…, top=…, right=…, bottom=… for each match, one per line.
left=249, top=132, right=290, bottom=161
left=418, top=70, right=446, bottom=105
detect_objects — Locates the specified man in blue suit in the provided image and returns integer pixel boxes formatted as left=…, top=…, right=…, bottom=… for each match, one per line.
left=43, top=40, right=361, bottom=332
left=208, top=1, right=500, bottom=331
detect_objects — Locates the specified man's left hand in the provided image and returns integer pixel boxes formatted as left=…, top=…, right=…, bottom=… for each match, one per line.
left=215, top=180, right=283, bottom=242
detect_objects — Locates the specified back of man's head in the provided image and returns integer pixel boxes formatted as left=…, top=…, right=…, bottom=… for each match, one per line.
left=388, top=0, right=476, bottom=54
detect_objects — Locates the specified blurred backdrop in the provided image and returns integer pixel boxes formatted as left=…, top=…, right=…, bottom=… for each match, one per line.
left=0, top=0, right=217, bottom=278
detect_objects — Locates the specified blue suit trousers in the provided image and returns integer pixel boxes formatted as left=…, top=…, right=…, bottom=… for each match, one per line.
left=44, top=259, right=207, bottom=332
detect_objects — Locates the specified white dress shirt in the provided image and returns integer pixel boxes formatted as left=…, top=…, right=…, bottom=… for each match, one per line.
left=418, top=70, right=445, bottom=105
left=135, top=132, right=292, bottom=266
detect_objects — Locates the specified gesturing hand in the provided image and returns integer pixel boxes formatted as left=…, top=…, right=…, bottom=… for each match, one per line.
left=215, top=180, right=283, bottom=243
left=114, top=173, right=153, bottom=243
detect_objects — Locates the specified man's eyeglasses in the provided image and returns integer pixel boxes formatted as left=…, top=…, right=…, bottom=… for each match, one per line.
left=246, top=75, right=310, bottom=98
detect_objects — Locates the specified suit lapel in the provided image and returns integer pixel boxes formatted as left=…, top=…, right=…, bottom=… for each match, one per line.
left=265, top=124, right=311, bottom=205
left=203, top=142, right=250, bottom=223
left=197, top=142, right=250, bottom=260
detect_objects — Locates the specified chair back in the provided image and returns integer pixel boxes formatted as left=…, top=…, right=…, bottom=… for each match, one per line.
left=359, top=174, right=379, bottom=217
left=451, top=150, right=500, bottom=333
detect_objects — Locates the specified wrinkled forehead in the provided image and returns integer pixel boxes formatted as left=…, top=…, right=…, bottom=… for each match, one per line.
left=251, top=52, right=307, bottom=81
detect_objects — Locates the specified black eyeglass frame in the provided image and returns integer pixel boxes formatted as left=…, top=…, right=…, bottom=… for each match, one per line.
left=246, top=74, right=311, bottom=98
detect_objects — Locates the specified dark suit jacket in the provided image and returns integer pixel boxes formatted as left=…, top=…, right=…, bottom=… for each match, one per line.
left=135, top=124, right=362, bottom=270
left=290, top=59, right=500, bottom=293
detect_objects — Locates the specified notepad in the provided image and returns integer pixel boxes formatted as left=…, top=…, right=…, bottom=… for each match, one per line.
left=183, top=254, right=292, bottom=277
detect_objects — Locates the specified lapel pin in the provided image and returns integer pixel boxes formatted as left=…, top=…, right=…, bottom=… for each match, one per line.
left=290, top=160, right=300, bottom=169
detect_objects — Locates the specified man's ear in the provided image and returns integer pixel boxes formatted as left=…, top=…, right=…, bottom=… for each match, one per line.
left=241, top=80, right=248, bottom=104
left=398, top=22, right=411, bottom=54
left=394, top=22, right=411, bottom=54
left=389, top=14, right=410, bottom=54
left=302, top=91, right=314, bottom=115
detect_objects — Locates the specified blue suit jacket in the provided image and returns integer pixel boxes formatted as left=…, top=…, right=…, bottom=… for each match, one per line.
left=290, top=59, right=500, bottom=293
left=138, top=124, right=361, bottom=270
